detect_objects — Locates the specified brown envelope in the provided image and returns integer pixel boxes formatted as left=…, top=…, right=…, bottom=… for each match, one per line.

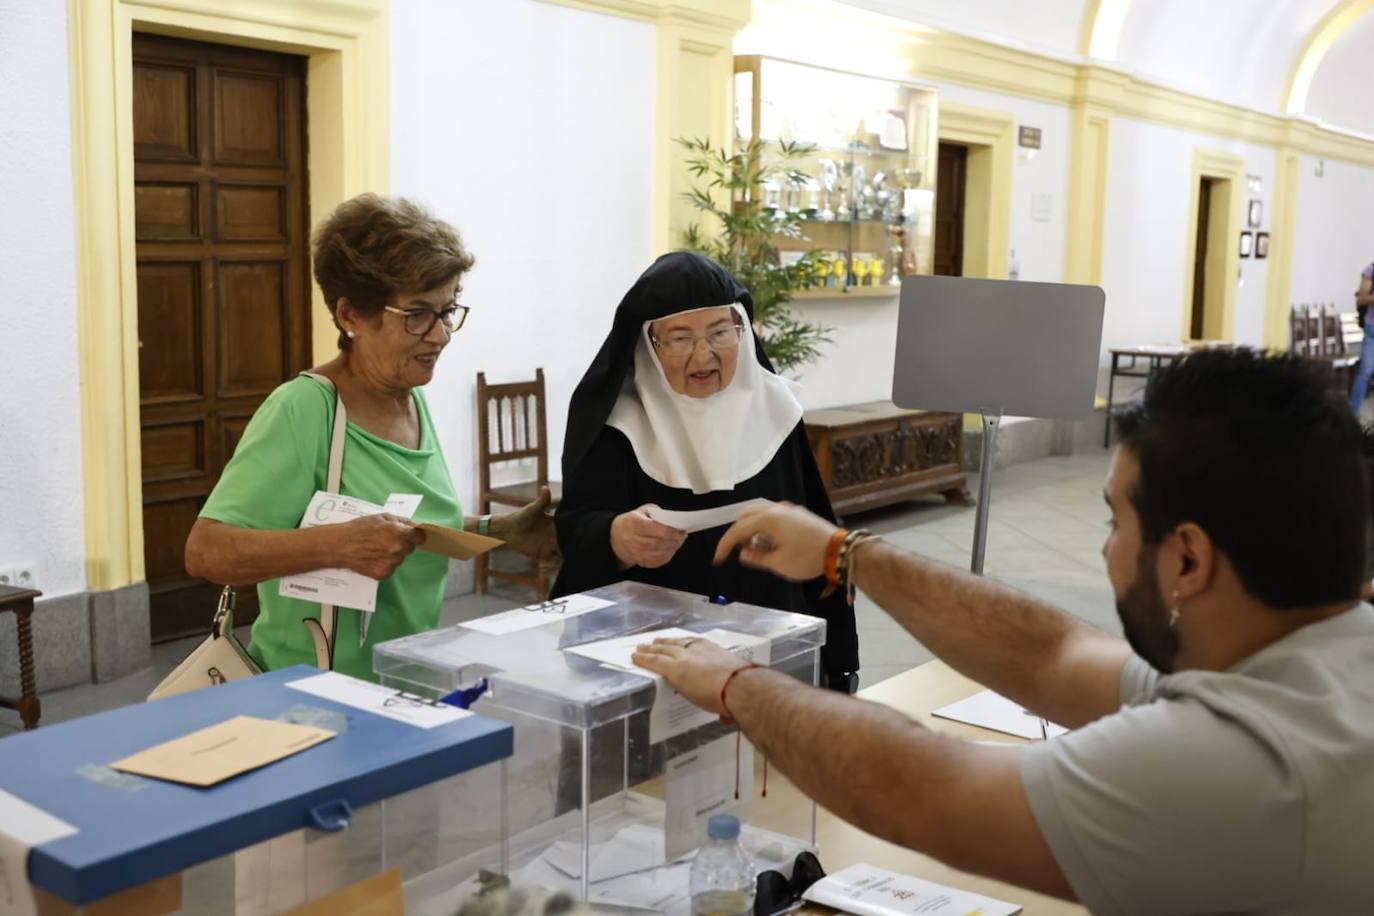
left=418, top=522, right=503, bottom=560
left=109, top=716, right=335, bottom=787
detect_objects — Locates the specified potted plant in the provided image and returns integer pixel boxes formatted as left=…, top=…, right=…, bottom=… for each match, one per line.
left=678, top=137, right=831, bottom=374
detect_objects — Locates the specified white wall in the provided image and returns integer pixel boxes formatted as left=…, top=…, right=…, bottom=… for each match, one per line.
left=390, top=0, right=656, bottom=501
left=1291, top=155, right=1374, bottom=310
left=1305, top=10, right=1374, bottom=137
left=0, top=0, right=87, bottom=598
left=1099, top=117, right=1273, bottom=353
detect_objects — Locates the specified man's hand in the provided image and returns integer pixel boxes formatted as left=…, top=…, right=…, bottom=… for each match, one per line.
left=610, top=505, right=687, bottom=569
left=495, top=486, right=561, bottom=567
left=713, top=502, right=839, bottom=581
left=631, top=637, right=752, bottom=716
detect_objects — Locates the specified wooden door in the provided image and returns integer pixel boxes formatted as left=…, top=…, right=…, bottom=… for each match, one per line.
left=1190, top=177, right=1213, bottom=340
left=133, top=34, right=310, bottom=642
left=934, top=142, right=968, bottom=277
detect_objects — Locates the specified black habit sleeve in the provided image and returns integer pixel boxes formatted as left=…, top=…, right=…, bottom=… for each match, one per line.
left=550, top=428, right=631, bottom=598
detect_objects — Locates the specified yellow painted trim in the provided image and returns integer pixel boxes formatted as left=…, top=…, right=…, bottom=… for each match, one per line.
left=937, top=102, right=1014, bottom=280
left=1181, top=148, right=1245, bottom=342
left=747, top=2, right=1374, bottom=169
left=1263, top=146, right=1302, bottom=350
left=1064, top=68, right=1129, bottom=286
left=536, top=0, right=751, bottom=30
left=1078, top=0, right=1131, bottom=60
left=69, top=0, right=387, bottom=590
left=1283, top=0, right=1374, bottom=115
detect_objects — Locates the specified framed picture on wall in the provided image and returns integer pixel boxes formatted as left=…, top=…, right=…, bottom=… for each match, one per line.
left=1255, top=232, right=1270, bottom=259
left=1239, top=231, right=1254, bottom=258
left=1248, top=199, right=1263, bottom=228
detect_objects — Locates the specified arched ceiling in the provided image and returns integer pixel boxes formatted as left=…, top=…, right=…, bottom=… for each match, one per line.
left=834, top=0, right=1374, bottom=134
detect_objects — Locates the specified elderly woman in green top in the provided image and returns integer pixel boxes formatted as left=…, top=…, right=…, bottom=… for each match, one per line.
left=186, top=194, right=553, bottom=680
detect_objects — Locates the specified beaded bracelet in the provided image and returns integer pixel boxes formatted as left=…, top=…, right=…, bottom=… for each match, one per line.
left=820, top=528, right=850, bottom=598
left=835, top=529, right=877, bottom=605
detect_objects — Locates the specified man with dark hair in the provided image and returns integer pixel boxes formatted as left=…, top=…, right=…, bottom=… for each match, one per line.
left=633, top=350, right=1374, bottom=914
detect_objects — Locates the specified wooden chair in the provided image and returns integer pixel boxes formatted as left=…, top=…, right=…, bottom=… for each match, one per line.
left=1292, top=303, right=1358, bottom=391
left=0, top=585, right=43, bottom=730
left=475, top=368, right=562, bottom=599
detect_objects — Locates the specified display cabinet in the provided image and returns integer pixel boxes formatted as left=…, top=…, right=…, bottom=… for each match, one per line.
left=734, top=55, right=938, bottom=298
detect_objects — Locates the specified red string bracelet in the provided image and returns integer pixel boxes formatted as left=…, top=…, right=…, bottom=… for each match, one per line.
left=721, top=663, right=766, bottom=798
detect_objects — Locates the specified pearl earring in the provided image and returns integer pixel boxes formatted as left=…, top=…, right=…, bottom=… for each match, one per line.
left=346, top=330, right=356, bottom=339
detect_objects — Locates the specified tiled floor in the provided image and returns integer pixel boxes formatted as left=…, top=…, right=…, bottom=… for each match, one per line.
left=0, top=450, right=1118, bottom=736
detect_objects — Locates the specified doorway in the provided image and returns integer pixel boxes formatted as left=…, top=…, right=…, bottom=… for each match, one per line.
left=934, top=142, right=968, bottom=277
left=133, top=33, right=312, bottom=642
left=1190, top=177, right=1214, bottom=339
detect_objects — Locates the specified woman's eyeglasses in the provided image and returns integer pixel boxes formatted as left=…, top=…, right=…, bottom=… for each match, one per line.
left=651, top=324, right=744, bottom=358
left=384, top=303, right=470, bottom=336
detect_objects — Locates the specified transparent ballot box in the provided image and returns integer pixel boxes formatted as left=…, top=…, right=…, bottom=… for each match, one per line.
left=0, top=666, right=513, bottom=915
left=374, top=581, right=826, bottom=914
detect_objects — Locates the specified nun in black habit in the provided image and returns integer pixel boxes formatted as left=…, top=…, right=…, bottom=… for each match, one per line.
left=552, top=251, right=860, bottom=688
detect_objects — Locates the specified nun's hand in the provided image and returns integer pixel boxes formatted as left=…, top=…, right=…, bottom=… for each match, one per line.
left=611, top=505, right=688, bottom=570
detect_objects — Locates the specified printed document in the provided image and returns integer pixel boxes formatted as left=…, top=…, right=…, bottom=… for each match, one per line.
left=286, top=671, right=471, bottom=730
left=460, top=593, right=616, bottom=636
left=664, top=733, right=753, bottom=861
left=803, top=863, right=1022, bottom=915
left=932, top=689, right=1067, bottom=740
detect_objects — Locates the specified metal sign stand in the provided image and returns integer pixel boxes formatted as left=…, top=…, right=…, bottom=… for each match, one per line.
left=970, top=410, right=1003, bottom=574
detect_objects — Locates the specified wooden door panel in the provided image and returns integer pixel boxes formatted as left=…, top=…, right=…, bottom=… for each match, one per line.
left=132, top=62, right=197, bottom=162
left=135, top=183, right=201, bottom=240
left=135, top=33, right=308, bottom=642
left=217, top=259, right=287, bottom=397
left=213, top=70, right=285, bottom=166
left=934, top=142, right=967, bottom=277
left=141, top=420, right=206, bottom=483
left=215, top=184, right=287, bottom=241
left=137, top=261, right=203, bottom=402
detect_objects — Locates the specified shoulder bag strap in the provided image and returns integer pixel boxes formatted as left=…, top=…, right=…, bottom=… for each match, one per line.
left=300, top=371, right=347, bottom=670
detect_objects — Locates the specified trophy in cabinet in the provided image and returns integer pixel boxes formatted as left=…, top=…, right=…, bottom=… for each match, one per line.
left=886, top=224, right=906, bottom=286
left=816, top=159, right=838, bottom=222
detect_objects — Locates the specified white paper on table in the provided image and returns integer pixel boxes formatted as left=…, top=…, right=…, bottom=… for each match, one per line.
left=932, top=689, right=1067, bottom=741
left=644, top=499, right=771, bottom=534
left=286, top=671, right=470, bottom=730
left=0, top=789, right=79, bottom=916
left=565, top=627, right=771, bottom=743
left=803, top=863, right=1022, bottom=916
left=664, top=734, right=753, bottom=862
left=543, top=823, right=666, bottom=882
left=459, top=594, right=615, bottom=636
left=278, top=492, right=421, bottom=641
left=586, top=862, right=691, bottom=912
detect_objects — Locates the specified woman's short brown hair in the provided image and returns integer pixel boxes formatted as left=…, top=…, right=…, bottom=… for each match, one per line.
left=312, top=194, right=475, bottom=349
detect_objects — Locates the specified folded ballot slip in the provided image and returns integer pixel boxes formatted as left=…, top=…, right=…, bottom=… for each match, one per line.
left=418, top=523, right=503, bottom=560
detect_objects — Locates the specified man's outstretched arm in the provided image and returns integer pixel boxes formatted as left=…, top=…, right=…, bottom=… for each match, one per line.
left=714, top=503, right=1132, bottom=728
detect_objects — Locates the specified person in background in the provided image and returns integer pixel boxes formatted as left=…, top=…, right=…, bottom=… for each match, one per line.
left=1349, top=259, right=1374, bottom=414
left=185, top=194, right=555, bottom=681
left=636, top=349, right=1374, bottom=914
left=553, top=251, right=858, bottom=690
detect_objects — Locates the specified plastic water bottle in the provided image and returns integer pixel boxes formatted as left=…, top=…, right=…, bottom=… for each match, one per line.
left=690, top=814, right=756, bottom=916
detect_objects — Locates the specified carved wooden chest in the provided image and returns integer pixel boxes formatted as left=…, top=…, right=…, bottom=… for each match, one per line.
left=804, top=402, right=971, bottom=519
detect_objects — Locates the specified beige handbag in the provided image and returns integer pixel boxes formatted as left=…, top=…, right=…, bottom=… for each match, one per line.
left=148, top=372, right=348, bottom=700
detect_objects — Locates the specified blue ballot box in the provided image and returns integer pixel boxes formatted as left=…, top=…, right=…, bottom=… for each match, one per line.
left=374, top=582, right=825, bottom=914
left=0, top=665, right=513, bottom=914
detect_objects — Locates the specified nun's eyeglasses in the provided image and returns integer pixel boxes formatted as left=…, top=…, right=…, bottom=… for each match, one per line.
left=651, top=324, right=743, bottom=358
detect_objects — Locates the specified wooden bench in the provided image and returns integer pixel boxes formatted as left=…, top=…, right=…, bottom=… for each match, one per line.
left=804, top=402, right=971, bottom=519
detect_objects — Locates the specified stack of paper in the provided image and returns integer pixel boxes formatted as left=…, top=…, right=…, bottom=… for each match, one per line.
left=803, top=864, right=1022, bottom=915
left=932, top=689, right=1067, bottom=740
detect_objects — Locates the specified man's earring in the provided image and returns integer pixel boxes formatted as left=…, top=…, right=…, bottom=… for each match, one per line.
left=346, top=330, right=356, bottom=339
left=1168, top=592, right=1181, bottom=629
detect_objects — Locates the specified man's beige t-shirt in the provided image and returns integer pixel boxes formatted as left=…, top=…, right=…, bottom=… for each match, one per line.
left=1020, top=604, right=1374, bottom=915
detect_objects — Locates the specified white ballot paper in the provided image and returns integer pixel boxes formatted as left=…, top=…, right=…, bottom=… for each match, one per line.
left=543, top=823, right=666, bottom=882
left=803, top=863, right=1022, bottom=916
left=279, top=492, right=421, bottom=638
left=565, top=627, right=771, bottom=743
left=932, top=689, right=1067, bottom=741
left=665, top=733, right=753, bottom=861
left=645, top=499, right=772, bottom=534
left=286, top=671, right=470, bottom=730
left=460, top=593, right=616, bottom=636
left=0, top=789, right=79, bottom=916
